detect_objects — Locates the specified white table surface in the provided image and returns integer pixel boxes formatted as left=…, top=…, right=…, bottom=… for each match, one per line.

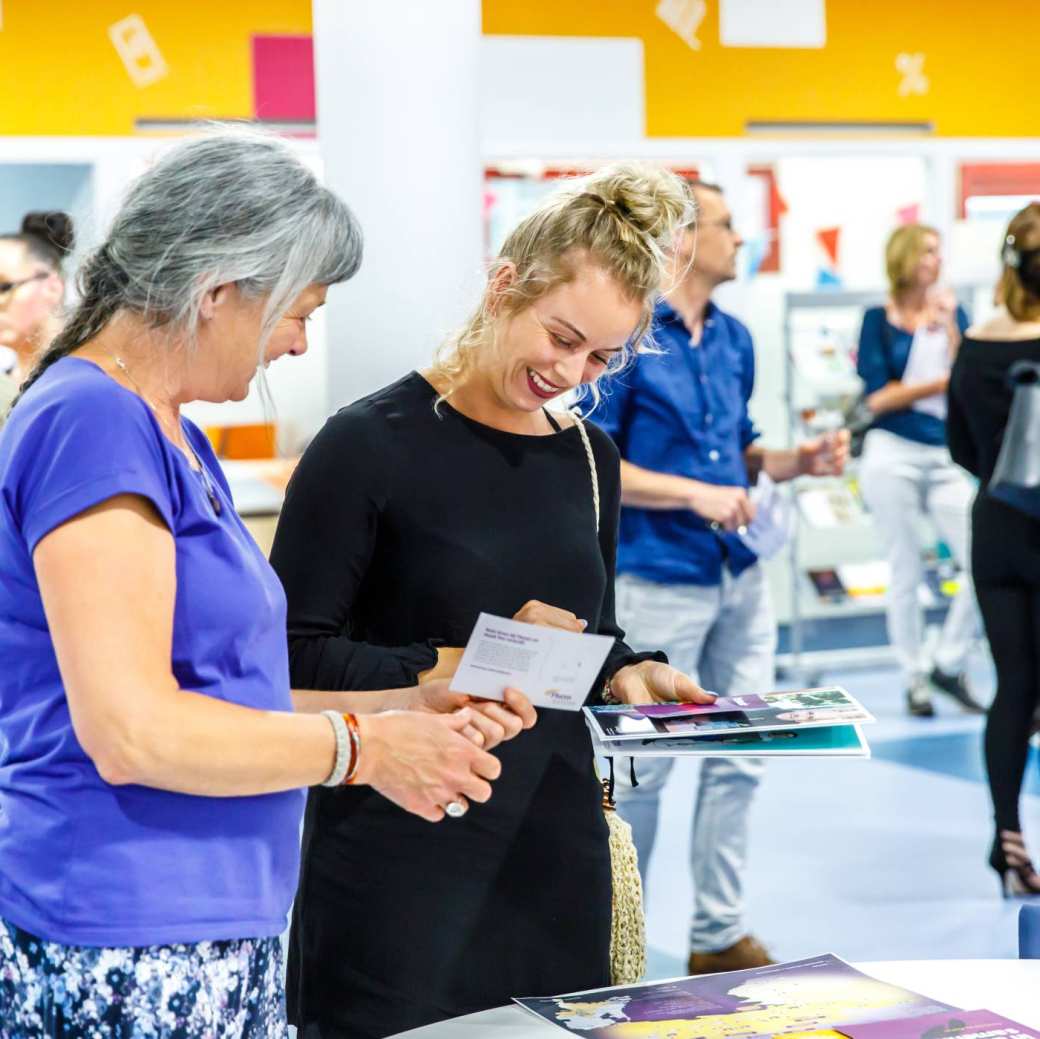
left=221, top=461, right=286, bottom=517
left=388, top=960, right=1040, bottom=1037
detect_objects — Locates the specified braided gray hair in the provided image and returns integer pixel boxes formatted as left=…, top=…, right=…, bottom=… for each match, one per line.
left=14, top=126, right=362, bottom=405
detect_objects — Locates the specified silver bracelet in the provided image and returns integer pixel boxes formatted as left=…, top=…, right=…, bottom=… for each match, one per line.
left=320, top=710, right=350, bottom=787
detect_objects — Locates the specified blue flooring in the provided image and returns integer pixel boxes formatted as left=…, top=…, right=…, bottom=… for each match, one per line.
left=640, top=654, right=1040, bottom=978
left=777, top=607, right=952, bottom=654
left=872, top=732, right=1040, bottom=796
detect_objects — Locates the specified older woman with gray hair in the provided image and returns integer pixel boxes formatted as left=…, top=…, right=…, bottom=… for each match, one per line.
left=0, top=129, right=532, bottom=1037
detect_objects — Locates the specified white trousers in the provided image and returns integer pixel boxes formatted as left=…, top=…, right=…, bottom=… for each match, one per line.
left=859, top=428, right=978, bottom=685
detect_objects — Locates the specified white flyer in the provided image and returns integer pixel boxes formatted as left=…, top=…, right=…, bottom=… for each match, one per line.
left=449, top=612, right=614, bottom=711
left=737, top=472, right=791, bottom=560
left=902, top=324, right=951, bottom=420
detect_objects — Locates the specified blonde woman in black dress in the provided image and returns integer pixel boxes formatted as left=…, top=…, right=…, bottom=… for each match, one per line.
left=271, top=164, right=713, bottom=1037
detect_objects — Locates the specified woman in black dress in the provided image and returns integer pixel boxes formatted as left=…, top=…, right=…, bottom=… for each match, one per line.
left=948, top=202, right=1040, bottom=897
left=271, top=164, right=709, bottom=1037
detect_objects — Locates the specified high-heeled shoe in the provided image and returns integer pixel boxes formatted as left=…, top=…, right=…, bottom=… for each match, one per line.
left=989, top=830, right=1040, bottom=897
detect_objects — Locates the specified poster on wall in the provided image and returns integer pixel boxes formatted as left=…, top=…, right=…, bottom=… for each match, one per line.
left=719, top=0, right=826, bottom=48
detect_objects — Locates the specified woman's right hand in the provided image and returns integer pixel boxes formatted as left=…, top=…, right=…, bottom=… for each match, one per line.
left=397, top=679, right=537, bottom=751
left=354, top=708, right=502, bottom=822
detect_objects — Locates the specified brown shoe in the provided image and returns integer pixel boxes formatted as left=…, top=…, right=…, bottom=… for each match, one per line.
left=687, top=934, right=775, bottom=975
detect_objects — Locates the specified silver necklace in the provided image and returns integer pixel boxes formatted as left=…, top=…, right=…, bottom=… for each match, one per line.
left=111, top=355, right=223, bottom=517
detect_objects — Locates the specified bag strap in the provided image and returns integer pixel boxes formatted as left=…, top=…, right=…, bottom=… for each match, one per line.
left=573, top=414, right=600, bottom=535
left=573, top=413, right=637, bottom=796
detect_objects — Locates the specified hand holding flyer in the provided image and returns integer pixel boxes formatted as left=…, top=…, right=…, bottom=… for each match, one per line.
left=450, top=612, right=614, bottom=711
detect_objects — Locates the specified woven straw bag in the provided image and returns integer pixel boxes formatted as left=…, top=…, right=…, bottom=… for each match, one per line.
left=574, top=415, right=647, bottom=987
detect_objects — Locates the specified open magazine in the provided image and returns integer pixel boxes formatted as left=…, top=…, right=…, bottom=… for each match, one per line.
left=584, top=686, right=874, bottom=743
left=514, top=953, right=957, bottom=1038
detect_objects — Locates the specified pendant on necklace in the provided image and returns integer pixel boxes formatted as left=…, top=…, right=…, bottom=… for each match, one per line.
left=189, top=449, right=222, bottom=517
left=203, top=481, right=223, bottom=516
left=112, top=354, right=222, bottom=518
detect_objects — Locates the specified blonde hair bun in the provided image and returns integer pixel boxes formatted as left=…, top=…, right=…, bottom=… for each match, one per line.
left=433, top=161, right=695, bottom=408
left=577, top=163, right=694, bottom=254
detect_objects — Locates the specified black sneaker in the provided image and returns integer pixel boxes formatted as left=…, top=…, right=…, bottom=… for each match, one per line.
left=929, top=667, right=986, bottom=714
left=906, top=680, right=936, bottom=718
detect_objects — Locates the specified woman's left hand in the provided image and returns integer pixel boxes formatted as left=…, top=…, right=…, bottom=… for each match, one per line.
left=609, top=660, right=716, bottom=707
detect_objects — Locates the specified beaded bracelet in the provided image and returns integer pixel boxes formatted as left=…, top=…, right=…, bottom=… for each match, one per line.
left=343, top=712, right=361, bottom=785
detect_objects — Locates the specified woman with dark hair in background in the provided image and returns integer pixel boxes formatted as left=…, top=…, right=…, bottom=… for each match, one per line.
left=0, top=211, right=74, bottom=419
left=949, top=202, right=1040, bottom=898
left=857, top=223, right=982, bottom=717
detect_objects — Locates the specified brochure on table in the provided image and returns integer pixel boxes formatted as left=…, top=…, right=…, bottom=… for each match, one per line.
left=514, top=953, right=953, bottom=1038
left=589, top=723, right=871, bottom=759
left=844, top=1008, right=1040, bottom=1039
left=584, top=687, right=874, bottom=743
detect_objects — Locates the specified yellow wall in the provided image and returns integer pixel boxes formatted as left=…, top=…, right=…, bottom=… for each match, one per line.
left=5, top=2, right=1039, bottom=138
left=482, top=1, right=1040, bottom=138
left=0, top=1, right=311, bottom=135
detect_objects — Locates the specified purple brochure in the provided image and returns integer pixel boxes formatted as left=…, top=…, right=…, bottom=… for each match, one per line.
left=636, top=695, right=768, bottom=718
left=515, top=953, right=952, bottom=1038
left=840, top=1009, right=1040, bottom=1039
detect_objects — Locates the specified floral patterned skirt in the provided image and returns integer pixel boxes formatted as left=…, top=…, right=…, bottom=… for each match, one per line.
left=0, top=917, right=286, bottom=1038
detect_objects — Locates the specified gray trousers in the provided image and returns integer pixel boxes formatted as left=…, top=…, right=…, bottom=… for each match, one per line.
left=612, top=565, right=776, bottom=953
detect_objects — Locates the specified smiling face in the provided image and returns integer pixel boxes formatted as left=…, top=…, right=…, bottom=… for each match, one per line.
left=192, top=282, right=328, bottom=403
left=483, top=258, right=643, bottom=415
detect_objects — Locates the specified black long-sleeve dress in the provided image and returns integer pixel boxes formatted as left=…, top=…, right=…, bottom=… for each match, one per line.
left=269, top=372, right=654, bottom=1039
left=948, top=334, right=1040, bottom=835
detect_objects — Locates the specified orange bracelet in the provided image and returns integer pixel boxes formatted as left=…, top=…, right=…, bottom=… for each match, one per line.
left=343, top=712, right=361, bottom=785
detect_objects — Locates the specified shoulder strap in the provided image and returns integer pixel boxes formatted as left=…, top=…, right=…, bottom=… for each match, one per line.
left=573, top=415, right=600, bottom=534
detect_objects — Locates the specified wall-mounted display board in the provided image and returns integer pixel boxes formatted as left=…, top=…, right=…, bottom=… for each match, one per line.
left=6, top=2, right=1040, bottom=139
left=0, top=1, right=312, bottom=135
left=482, top=1, right=1040, bottom=138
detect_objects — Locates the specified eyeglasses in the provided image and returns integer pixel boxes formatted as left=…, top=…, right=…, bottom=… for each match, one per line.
left=0, top=270, right=49, bottom=307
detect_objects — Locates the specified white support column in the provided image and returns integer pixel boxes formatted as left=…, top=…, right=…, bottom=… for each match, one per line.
left=924, top=152, right=958, bottom=250
left=312, top=0, right=483, bottom=413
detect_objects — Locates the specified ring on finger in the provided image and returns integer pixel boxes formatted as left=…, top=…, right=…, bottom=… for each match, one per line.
left=445, top=800, right=467, bottom=819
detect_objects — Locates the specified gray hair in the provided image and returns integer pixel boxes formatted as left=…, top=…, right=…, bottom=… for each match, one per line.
left=15, top=126, right=362, bottom=403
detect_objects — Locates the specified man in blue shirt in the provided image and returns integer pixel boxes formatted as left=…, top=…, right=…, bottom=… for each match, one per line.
left=595, top=181, right=849, bottom=975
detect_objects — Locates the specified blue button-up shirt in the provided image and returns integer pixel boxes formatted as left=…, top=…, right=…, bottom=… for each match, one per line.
left=593, top=299, right=761, bottom=586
